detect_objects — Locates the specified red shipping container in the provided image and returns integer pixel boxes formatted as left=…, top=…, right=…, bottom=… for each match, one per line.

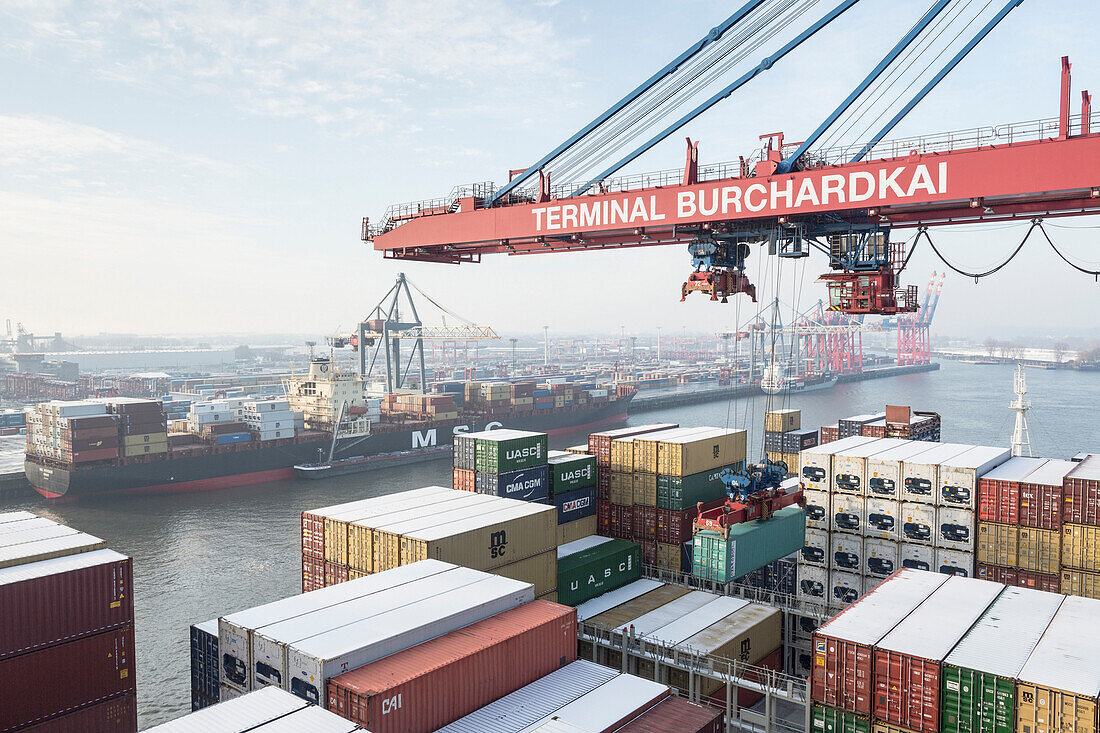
left=873, top=649, right=940, bottom=732
left=452, top=468, right=476, bottom=492
left=324, top=561, right=347, bottom=587
left=641, top=540, right=657, bottom=566
left=18, top=693, right=136, bottom=733
left=975, top=563, right=1017, bottom=585
left=657, top=500, right=726, bottom=545
left=610, top=504, right=633, bottom=540
left=814, top=636, right=875, bottom=714
left=640, top=507, right=657, bottom=542
left=614, top=695, right=723, bottom=733
left=1019, top=481, right=1062, bottom=530
left=301, top=512, right=325, bottom=559
left=302, top=555, right=325, bottom=593
left=597, top=500, right=611, bottom=533
left=0, top=550, right=133, bottom=660
left=704, top=647, right=782, bottom=711
left=0, top=626, right=135, bottom=733
left=327, top=600, right=576, bottom=733
left=1016, top=570, right=1059, bottom=593
left=68, top=447, right=119, bottom=464
left=65, top=415, right=118, bottom=430
left=68, top=435, right=119, bottom=451
left=1064, top=458, right=1100, bottom=525
left=977, top=477, right=1019, bottom=524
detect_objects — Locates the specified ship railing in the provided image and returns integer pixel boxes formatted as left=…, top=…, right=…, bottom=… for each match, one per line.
left=642, top=565, right=831, bottom=620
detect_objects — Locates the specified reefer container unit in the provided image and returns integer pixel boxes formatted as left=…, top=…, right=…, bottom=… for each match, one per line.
left=0, top=548, right=132, bottom=660
left=693, top=506, right=806, bottom=583
left=1019, top=460, right=1075, bottom=531
left=832, top=439, right=910, bottom=496
left=901, top=502, right=937, bottom=545
left=799, top=565, right=829, bottom=603
left=558, top=537, right=641, bottom=606
left=474, top=429, right=549, bottom=474
left=285, top=575, right=534, bottom=706
left=866, top=498, right=901, bottom=541
left=803, top=528, right=830, bottom=568
left=1063, top=456, right=1100, bottom=526
left=936, top=548, right=974, bottom=577
left=474, top=465, right=550, bottom=502
left=831, top=571, right=864, bottom=607
left=806, top=489, right=832, bottom=531
left=941, top=586, right=1064, bottom=733
left=832, top=533, right=865, bottom=575
left=326, top=600, right=576, bottom=733
left=865, top=538, right=900, bottom=579
left=938, top=507, right=978, bottom=553
left=434, top=660, right=619, bottom=733
left=1016, top=595, right=1100, bottom=733
left=812, top=569, right=951, bottom=715
left=833, top=494, right=866, bottom=534
left=976, top=458, right=1048, bottom=526
left=549, top=453, right=597, bottom=494
left=0, top=626, right=136, bottom=733
left=801, top=437, right=880, bottom=493
left=399, top=501, right=556, bottom=570
left=901, top=444, right=974, bottom=505
left=867, top=442, right=947, bottom=502
left=190, top=618, right=219, bottom=710
left=937, top=447, right=1011, bottom=511
left=871, top=575, right=1004, bottom=733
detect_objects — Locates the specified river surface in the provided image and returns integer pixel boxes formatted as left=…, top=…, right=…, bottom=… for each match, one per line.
left=2, top=360, right=1097, bottom=729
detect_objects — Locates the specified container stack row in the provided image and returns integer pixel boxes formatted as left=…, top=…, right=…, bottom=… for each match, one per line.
left=0, top=512, right=137, bottom=732
left=977, top=454, right=1100, bottom=599
left=186, top=397, right=304, bottom=445
left=819, top=405, right=941, bottom=445
left=763, top=408, right=816, bottom=475
left=459, top=379, right=620, bottom=412
left=108, top=397, right=169, bottom=457
left=25, top=397, right=170, bottom=465
left=241, top=398, right=298, bottom=442
left=812, top=567, right=1100, bottom=733
left=300, top=487, right=559, bottom=598
left=586, top=423, right=679, bottom=538
left=452, top=428, right=551, bottom=503
left=797, top=435, right=1010, bottom=614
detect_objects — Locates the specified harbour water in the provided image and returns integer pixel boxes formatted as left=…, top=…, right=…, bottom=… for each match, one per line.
left=1, top=360, right=1096, bottom=728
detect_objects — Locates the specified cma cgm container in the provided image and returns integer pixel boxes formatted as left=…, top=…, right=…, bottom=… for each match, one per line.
left=941, top=587, right=1064, bottom=733
left=473, top=429, right=548, bottom=474
left=474, top=465, right=550, bottom=502
left=286, top=575, right=534, bottom=706
left=938, top=447, right=1011, bottom=511
left=693, top=506, right=805, bottom=583
left=1016, top=595, right=1100, bottom=733
left=556, top=486, right=597, bottom=525
left=812, top=569, right=950, bottom=715
left=0, top=548, right=132, bottom=660
left=326, top=601, right=577, bottom=733
left=871, top=576, right=1004, bottom=733
left=557, top=537, right=640, bottom=606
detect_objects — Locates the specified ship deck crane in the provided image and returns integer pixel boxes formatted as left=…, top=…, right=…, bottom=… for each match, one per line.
left=365, top=0, right=1099, bottom=315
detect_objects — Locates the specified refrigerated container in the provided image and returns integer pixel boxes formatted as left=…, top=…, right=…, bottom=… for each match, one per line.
left=864, top=539, right=899, bottom=579
left=938, top=447, right=1011, bottom=511
left=937, top=507, right=977, bottom=552
left=935, top=548, right=973, bottom=577
left=866, top=442, right=945, bottom=501
left=901, top=503, right=936, bottom=545
left=802, top=528, right=829, bottom=569
left=830, top=571, right=863, bottom=607
left=798, top=565, right=829, bottom=604
left=806, top=489, right=832, bottom=531
left=900, top=543, right=935, bottom=572
left=901, top=444, right=974, bottom=505
left=801, top=437, right=878, bottom=493
left=833, top=494, right=865, bottom=534
left=866, top=499, right=900, bottom=541
left=831, top=534, right=864, bottom=574
left=832, top=439, right=909, bottom=496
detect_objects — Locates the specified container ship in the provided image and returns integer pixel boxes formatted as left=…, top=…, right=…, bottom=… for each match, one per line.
left=24, top=357, right=634, bottom=501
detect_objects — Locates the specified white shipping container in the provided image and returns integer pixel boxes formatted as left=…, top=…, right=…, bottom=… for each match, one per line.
left=865, top=538, right=900, bottom=578
left=245, top=400, right=291, bottom=413
left=49, top=401, right=107, bottom=418
left=830, top=533, right=864, bottom=574
left=900, top=502, right=936, bottom=546
left=285, top=575, right=534, bottom=706
left=801, top=528, right=829, bottom=569
left=804, top=489, right=831, bottom=531
left=938, top=445, right=1011, bottom=510
left=865, top=498, right=901, bottom=541
left=936, top=548, right=975, bottom=577
left=900, top=542, right=935, bottom=573
left=831, top=439, right=909, bottom=496
left=900, top=443, right=973, bottom=504
left=575, top=579, right=662, bottom=622
left=799, top=436, right=878, bottom=492
left=796, top=564, right=829, bottom=604
left=525, top=674, right=669, bottom=733
left=937, top=507, right=977, bottom=552
left=866, top=441, right=944, bottom=500
left=830, top=570, right=863, bottom=608
left=627, top=591, right=717, bottom=636
left=256, top=429, right=294, bottom=442
left=144, top=687, right=308, bottom=732
left=831, top=494, right=864, bottom=535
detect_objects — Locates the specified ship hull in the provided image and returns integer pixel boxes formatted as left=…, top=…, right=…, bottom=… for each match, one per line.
left=26, top=402, right=629, bottom=501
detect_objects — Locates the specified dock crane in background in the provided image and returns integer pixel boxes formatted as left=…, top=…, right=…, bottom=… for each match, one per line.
left=365, top=0, right=1099, bottom=315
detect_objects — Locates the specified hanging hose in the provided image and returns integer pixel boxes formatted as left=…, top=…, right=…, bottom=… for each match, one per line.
left=1036, top=220, right=1100, bottom=279
left=920, top=221, right=1034, bottom=282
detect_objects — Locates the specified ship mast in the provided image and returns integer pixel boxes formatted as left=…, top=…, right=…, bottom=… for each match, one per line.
left=1009, top=363, right=1032, bottom=457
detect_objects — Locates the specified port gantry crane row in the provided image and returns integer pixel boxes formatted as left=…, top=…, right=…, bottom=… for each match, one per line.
left=364, top=0, right=1099, bottom=316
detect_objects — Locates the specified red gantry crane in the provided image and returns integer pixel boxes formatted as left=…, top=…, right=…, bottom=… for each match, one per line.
left=364, top=0, right=1099, bottom=315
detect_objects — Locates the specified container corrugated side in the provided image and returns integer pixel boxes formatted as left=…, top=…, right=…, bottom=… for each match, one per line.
left=326, top=600, right=577, bottom=733
left=526, top=674, right=671, bottom=733
left=17, top=693, right=137, bottom=733
left=401, top=501, right=557, bottom=572
left=143, top=687, right=308, bottom=732
left=613, top=695, right=724, bottom=733
left=371, top=494, right=502, bottom=572
left=813, top=705, right=872, bottom=733
left=190, top=618, right=220, bottom=707
left=0, top=532, right=106, bottom=569
left=557, top=538, right=641, bottom=606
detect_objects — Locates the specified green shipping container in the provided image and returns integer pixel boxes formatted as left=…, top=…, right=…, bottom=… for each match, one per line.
left=549, top=453, right=597, bottom=495
left=656, top=461, right=744, bottom=510
left=941, top=666, right=1014, bottom=733
left=692, top=506, right=806, bottom=583
left=557, top=538, right=641, bottom=606
left=812, top=705, right=870, bottom=733
left=474, top=429, right=549, bottom=474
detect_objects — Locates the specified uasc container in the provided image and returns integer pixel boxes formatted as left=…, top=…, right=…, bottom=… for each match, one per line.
left=557, top=537, right=641, bottom=607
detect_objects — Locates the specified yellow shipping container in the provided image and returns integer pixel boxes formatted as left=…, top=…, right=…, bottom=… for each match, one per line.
left=655, top=542, right=680, bottom=572
left=977, top=521, right=1018, bottom=567
left=873, top=724, right=924, bottom=733
left=657, top=428, right=747, bottom=476
left=511, top=397, right=534, bottom=407
left=1016, top=683, right=1097, bottom=733
left=491, top=548, right=557, bottom=597
left=122, top=433, right=167, bottom=447
left=609, top=472, right=634, bottom=506
left=632, top=473, right=657, bottom=507
left=348, top=569, right=368, bottom=580
left=668, top=603, right=781, bottom=697
left=765, top=450, right=800, bottom=474
left=399, top=503, right=557, bottom=572
left=346, top=523, right=372, bottom=574
left=1061, top=569, right=1100, bottom=600
left=1017, top=527, right=1061, bottom=575
left=122, top=443, right=167, bottom=457
left=609, top=438, right=636, bottom=473
left=764, top=409, right=801, bottom=434
left=558, top=515, right=596, bottom=546
left=1063, top=524, right=1100, bottom=572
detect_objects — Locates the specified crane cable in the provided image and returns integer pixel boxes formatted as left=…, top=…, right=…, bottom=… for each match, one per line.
left=1036, top=221, right=1100, bottom=279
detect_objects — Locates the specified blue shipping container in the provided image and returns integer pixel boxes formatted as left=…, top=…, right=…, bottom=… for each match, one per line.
left=555, top=486, right=597, bottom=525
left=475, top=465, right=549, bottom=502
left=215, top=432, right=251, bottom=445
left=189, top=620, right=219, bottom=707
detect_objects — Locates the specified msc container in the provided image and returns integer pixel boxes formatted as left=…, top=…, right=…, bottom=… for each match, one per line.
left=557, top=538, right=641, bottom=606
left=865, top=539, right=900, bottom=579
left=675, top=601, right=781, bottom=685
left=938, top=447, right=1011, bottom=511
left=1016, top=596, right=1100, bottom=733
left=1063, top=456, right=1100, bottom=526
left=866, top=499, right=901, bottom=541
left=831, top=571, right=863, bottom=607
left=941, top=586, right=1063, bottom=733
left=798, top=565, right=829, bottom=603
left=832, top=534, right=864, bottom=574
left=806, top=489, right=832, bottom=531
left=0, top=548, right=132, bottom=660
left=473, top=429, right=548, bottom=474
left=0, top=626, right=136, bottom=733
left=1019, top=460, right=1075, bottom=531
left=801, top=437, right=879, bottom=493
left=832, top=439, right=909, bottom=496
left=1016, top=526, right=1060, bottom=574
left=833, top=494, right=865, bottom=535
left=900, top=502, right=936, bottom=545
left=872, top=576, right=1004, bottom=732
left=286, top=575, right=534, bottom=706
left=813, top=705, right=871, bottom=733
left=867, top=442, right=945, bottom=501
left=976, top=457, right=1048, bottom=525
left=802, top=528, right=830, bottom=569
left=399, top=501, right=556, bottom=571
left=901, top=444, right=974, bottom=505
left=475, top=465, right=550, bottom=502
left=434, top=660, right=619, bottom=733
left=492, top=548, right=558, bottom=597
left=190, top=618, right=219, bottom=709
left=1062, top=523, right=1100, bottom=572
left=938, top=507, right=977, bottom=552
left=326, top=600, right=576, bottom=733
left=656, top=427, right=747, bottom=476
left=366, top=493, right=498, bottom=571
left=656, top=463, right=738, bottom=511
left=692, top=506, right=806, bottom=583
left=559, top=515, right=597, bottom=546
left=549, top=453, right=597, bottom=494
left=0, top=532, right=106, bottom=569
left=812, top=569, right=950, bottom=714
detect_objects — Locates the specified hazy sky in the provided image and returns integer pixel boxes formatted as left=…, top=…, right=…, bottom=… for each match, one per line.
left=1, top=0, right=1098, bottom=342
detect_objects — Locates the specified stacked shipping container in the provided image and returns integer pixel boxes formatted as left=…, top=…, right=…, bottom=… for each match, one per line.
left=452, top=429, right=550, bottom=503
left=587, top=423, right=679, bottom=538
left=763, top=408, right=815, bottom=474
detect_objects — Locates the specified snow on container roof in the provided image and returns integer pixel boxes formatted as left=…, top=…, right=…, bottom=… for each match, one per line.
left=521, top=674, right=669, bottom=733
left=143, top=687, right=307, bottom=731
left=1025, top=459, right=1077, bottom=487
left=940, top=445, right=1011, bottom=471
left=868, top=441, right=947, bottom=463
left=834, top=438, right=910, bottom=459
left=875, top=575, right=1004, bottom=660
left=1018, top=595, right=1100, bottom=697
left=0, top=548, right=127, bottom=585
left=979, top=457, right=1049, bottom=483
left=944, top=586, right=1063, bottom=678
left=559, top=535, right=613, bottom=559
left=902, top=443, right=975, bottom=467
left=815, top=569, right=950, bottom=646
left=801, top=436, right=879, bottom=458
left=1067, top=455, right=1100, bottom=482
left=575, top=579, right=663, bottom=621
